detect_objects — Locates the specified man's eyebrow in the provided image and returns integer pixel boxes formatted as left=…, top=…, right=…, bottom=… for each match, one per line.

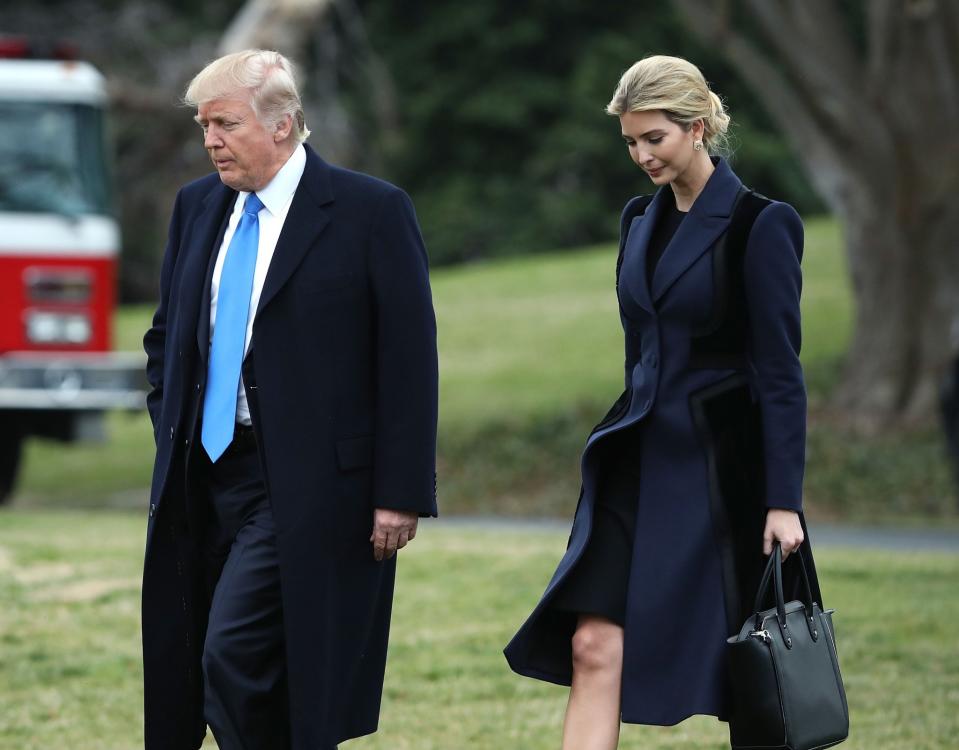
left=194, top=112, right=240, bottom=124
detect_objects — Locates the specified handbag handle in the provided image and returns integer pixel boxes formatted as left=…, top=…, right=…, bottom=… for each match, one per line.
left=753, top=544, right=786, bottom=631
left=793, top=545, right=816, bottom=611
left=752, top=542, right=817, bottom=632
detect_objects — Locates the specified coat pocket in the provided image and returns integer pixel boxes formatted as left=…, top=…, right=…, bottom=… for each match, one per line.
left=335, top=434, right=374, bottom=472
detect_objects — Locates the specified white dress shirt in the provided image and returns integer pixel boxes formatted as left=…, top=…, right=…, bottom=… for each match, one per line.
left=208, top=143, right=306, bottom=425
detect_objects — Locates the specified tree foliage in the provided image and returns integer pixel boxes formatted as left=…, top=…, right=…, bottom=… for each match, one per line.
left=4, top=0, right=820, bottom=292
left=355, top=0, right=821, bottom=265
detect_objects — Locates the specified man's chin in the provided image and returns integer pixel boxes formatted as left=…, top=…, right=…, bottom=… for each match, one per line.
left=216, top=171, right=249, bottom=192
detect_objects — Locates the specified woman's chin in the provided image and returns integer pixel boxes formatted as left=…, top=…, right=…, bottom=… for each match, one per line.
left=644, top=166, right=669, bottom=184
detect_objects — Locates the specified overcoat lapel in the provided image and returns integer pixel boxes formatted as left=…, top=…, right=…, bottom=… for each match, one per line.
left=650, top=158, right=744, bottom=304
left=651, top=212, right=730, bottom=303
left=184, top=145, right=335, bottom=364
left=253, top=145, right=334, bottom=323
left=197, top=192, right=238, bottom=365
left=170, top=182, right=234, bottom=365
left=620, top=189, right=668, bottom=315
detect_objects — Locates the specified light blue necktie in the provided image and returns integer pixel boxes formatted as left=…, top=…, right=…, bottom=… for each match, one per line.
left=202, top=193, right=264, bottom=461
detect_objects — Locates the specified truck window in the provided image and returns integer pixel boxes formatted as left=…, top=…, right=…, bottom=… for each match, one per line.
left=0, top=101, right=112, bottom=216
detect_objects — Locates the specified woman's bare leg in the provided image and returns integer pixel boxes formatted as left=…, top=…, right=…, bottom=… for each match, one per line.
left=561, top=614, right=624, bottom=750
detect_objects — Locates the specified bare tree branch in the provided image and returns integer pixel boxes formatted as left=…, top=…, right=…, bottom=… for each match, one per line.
left=760, top=0, right=865, bottom=96
left=673, top=0, right=862, bottom=209
left=739, top=0, right=889, bottom=153
left=218, top=0, right=335, bottom=55
left=331, top=0, right=399, bottom=136
left=866, top=0, right=900, bottom=95
left=923, top=3, right=959, bottom=121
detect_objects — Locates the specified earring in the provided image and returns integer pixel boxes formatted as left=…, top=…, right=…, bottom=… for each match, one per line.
left=694, top=140, right=704, bottom=151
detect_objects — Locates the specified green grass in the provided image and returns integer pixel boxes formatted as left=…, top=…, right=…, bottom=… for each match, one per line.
left=0, top=509, right=956, bottom=749
left=106, top=216, right=855, bottom=423
left=436, top=215, right=851, bottom=425
left=11, top=216, right=956, bottom=520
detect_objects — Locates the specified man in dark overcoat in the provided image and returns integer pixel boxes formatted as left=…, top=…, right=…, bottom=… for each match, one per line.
left=141, top=49, right=437, bottom=750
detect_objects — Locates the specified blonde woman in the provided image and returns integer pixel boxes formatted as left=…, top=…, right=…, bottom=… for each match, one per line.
left=505, top=56, right=823, bottom=748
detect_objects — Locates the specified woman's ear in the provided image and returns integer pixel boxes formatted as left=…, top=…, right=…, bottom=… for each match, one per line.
left=691, top=118, right=705, bottom=140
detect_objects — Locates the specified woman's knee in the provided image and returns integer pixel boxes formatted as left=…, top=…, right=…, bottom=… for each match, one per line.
left=571, top=617, right=623, bottom=675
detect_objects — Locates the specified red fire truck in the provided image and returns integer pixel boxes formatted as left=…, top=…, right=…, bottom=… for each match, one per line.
left=0, top=40, right=145, bottom=503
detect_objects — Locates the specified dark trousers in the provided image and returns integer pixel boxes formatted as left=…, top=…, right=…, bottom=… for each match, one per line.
left=199, top=430, right=293, bottom=750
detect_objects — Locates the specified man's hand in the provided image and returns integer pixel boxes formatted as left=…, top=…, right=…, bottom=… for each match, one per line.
left=763, top=508, right=804, bottom=560
left=370, top=509, right=418, bottom=561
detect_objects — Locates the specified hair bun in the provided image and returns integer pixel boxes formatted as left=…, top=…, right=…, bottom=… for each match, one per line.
left=606, top=55, right=732, bottom=157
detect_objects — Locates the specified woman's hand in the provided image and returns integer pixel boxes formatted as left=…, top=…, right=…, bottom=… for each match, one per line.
left=763, top=508, right=804, bottom=560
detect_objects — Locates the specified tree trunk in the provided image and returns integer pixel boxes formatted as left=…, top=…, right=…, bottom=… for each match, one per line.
left=839, top=194, right=959, bottom=428
left=673, top=0, right=959, bottom=428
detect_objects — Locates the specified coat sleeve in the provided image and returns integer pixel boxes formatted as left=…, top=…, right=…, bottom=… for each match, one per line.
left=142, top=189, right=184, bottom=443
left=742, top=201, right=807, bottom=511
left=367, top=187, right=439, bottom=516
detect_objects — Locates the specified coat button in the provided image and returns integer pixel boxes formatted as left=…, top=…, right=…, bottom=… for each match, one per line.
left=169, top=426, right=174, bottom=439
left=184, top=438, right=190, bottom=447
left=196, top=383, right=201, bottom=392
left=149, top=503, right=156, bottom=518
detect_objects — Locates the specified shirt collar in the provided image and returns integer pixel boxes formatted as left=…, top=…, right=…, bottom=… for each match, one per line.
left=238, top=143, right=306, bottom=216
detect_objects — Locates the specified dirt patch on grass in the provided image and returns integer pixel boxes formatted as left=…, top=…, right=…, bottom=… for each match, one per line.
left=14, top=562, right=76, bottom=584
left=30, top=577, right=141, bottom=603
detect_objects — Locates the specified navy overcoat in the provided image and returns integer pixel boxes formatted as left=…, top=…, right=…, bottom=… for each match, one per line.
left=505, top=159, right=822, bottom=725
left=142, top=144, right=438, bottom=749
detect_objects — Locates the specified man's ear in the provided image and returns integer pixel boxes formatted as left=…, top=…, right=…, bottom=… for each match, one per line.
left=274, top=113, right=293, bottom=142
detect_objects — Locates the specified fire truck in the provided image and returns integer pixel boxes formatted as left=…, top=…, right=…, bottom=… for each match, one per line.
left=0, top=39, right=146, bottom=504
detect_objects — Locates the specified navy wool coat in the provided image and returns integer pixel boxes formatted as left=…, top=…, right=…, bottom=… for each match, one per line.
left=505, top=159, right=822, bottom=726
left=142, top=144, right=438, bottom=749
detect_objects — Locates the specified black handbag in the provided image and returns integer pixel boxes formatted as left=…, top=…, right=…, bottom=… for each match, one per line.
left=726, top=543, right=849, bottom=750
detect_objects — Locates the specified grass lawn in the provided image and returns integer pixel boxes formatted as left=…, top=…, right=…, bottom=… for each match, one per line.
left=0, top=509, right=957, bottom=749
left=11, top=216, right=956, bottom=520
left=112, top=218, right=849, bottom=419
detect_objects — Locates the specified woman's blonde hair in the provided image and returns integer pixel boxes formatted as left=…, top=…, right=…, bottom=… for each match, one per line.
left=184, top=49, right=310, bottom=143
left=606, top=55, right=730, bottom=155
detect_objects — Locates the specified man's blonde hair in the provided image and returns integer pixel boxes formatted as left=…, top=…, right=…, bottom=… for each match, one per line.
left=184, top=49, right=310, bottom=143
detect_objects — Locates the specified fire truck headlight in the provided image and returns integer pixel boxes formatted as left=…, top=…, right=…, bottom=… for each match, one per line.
left=63, top=315, right=92, bottom=344
left=25, top=311, right=92, bottom=345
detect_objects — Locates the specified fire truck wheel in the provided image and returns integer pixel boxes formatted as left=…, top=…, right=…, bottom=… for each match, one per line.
left=0, top=429, right=23, bottom=505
